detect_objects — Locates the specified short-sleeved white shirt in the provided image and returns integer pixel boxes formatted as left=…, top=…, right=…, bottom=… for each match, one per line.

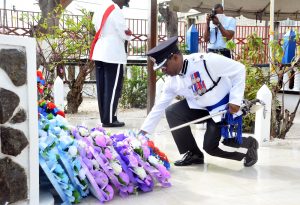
left=207, top=14, right=236, bottom=49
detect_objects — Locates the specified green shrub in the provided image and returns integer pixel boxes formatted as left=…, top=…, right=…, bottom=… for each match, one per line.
left=120, top=65, right=148, bottom=109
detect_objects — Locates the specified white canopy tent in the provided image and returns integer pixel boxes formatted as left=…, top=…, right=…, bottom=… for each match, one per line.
left=148, top=0, right=299, bottom=111
left=158, top=0, right=300, bottom=68
left=161, top=0, right=300, bottom=21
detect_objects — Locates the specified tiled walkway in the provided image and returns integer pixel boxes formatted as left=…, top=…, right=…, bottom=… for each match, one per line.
left=63, top=98, right=300, bottom=205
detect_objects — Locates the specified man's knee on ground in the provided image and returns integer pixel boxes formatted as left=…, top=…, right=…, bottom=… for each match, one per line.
left=203, top=142, right=219, bottom=156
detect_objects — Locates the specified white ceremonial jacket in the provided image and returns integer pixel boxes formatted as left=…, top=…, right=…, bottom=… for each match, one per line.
left=141, top=52, right=246, bottom=134
left=91, top=2, right=131, bottom=64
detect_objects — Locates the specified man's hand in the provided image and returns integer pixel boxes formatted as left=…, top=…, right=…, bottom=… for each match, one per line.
left=211, top=16, right=220, bottom=26
left=228, top=103, right=240, bottom=114
left=125, top=29, right=132, bottom=36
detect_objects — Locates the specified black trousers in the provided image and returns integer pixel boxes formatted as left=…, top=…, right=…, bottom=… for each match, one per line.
left=208, top=48, right=232, bottom=58
left=95, top=61, right=124, bottom=124
left=165, top=99, right=253, bottom=161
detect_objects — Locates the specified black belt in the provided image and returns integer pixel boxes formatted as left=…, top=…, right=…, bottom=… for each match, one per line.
left=208, top=48, right=230, bottom=52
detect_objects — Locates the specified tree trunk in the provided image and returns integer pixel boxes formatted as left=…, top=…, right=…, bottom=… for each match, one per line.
left=158, top=4, right=178, bottom=38
left=66, top=67, right=85, bottom=113
left=38, top=0, right=62, bottom=34
left=66, top=63, right=93, bottom=113
left=67, top=65, right=75, bottom=81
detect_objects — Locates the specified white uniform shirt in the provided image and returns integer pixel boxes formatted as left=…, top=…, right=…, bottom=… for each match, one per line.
left=141, top=53, right=245, bottom=134
left=91, top=2, right=131, bottom=64
left=207, top=14, right=236, bottom=49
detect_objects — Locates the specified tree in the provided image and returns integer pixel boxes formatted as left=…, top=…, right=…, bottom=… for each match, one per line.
left=158, top=3, right=178, bottom=38
left=37, top=0, right=73, bottom=33
left=31, top=7, right=95, bottom=113
left=231, top=32, right=300, bottom=139
left=38, top=0, right=62, bottom=33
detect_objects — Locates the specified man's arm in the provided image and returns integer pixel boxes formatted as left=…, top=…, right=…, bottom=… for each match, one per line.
left=217, top=23, right=234, bottom=41
left=212, top=16, right=235, bottom=41
left=140, top=81, right=176, bottom=134
left=203, top=14, right=211, bottom=42
left=112, top=9, right=132, bottom=41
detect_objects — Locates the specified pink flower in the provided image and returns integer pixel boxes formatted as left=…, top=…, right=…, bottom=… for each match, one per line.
left=105, top=136, right=113, bottom=146
left=104, top=148, right=112, bottom=159
left=95, top=135, right=106, bottom=147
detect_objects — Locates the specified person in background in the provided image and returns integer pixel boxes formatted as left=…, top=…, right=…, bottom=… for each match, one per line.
left=90, top=0, right=132, bottom=127
left=203, top=3, right=236, bottom=58
left=140, top=36, right=258, bottom=167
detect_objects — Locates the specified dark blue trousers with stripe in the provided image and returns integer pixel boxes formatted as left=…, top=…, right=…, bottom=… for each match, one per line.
left=165, top=99, right=253, bottom=161
left=95, top=61, right=124, bottom=124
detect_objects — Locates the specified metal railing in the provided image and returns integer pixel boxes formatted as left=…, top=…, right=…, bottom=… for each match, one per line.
left=1, top=8, right=300, bottom=64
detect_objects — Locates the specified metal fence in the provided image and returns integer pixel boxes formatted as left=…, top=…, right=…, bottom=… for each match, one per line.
left=1, top=8, right=300, bottom=64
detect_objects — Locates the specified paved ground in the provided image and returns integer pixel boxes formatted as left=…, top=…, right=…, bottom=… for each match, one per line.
left=61, top=98, right=300, bottom=205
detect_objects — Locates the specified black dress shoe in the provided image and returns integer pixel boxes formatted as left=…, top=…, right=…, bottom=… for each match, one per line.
left=244, top=137, right=259, bottom=167
left=174, top=151, right=204, bottom=166
left=102, top=120, right=125, bottom=127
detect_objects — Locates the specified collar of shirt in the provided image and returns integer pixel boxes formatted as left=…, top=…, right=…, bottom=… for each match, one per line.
left=179, top=59, right=188, bottom=76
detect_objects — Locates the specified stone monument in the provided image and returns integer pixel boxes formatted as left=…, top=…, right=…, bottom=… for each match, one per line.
left=0, top=35, right=39, bottom=205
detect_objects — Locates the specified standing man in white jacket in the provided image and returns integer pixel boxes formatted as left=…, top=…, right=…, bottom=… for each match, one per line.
left=91, top=0, right=132, bottom=127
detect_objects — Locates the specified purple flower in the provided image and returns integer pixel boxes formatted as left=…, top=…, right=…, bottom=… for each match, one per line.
left=119, top=171, right=130, bottom=185
left=86, top=150, right=93, bottom=159
left=82, top=157, right=93, bottom=170
left=142, top=145, right=150, bottom=159
left=104, top=185, right=114, bottom=201
left=128, top=154, right=138, bottom=167
left=157, top=164, right=170, bottom=179
left=113, top=133, right=126, bottom=142
left=94, top=170, right=109, bottom=188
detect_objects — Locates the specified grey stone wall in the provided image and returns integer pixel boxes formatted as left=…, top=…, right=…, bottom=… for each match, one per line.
left=0, top=48, right=28, bottom=204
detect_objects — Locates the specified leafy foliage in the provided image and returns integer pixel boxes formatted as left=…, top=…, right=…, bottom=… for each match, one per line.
left=120, top=66, right=148, bottom=109
left=26, top=6, right=95, bottom=113
left=231, top=31, right=300, bottom=137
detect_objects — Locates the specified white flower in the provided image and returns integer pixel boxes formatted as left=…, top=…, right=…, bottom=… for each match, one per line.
left=111, top=150, right=119, bottom=160
left=91, top=130, right=104, bottom=137
left=78, top=169, right=86, bottom=180
left=79, top=127, right=89, bottom=136
left=92, top=159, right=99, bottom=170
left=130, top=138, right=141, bottom=149
left=68, top=146, right=78, bottom=157
left=148, top=155, right=159, bottom=165
left=77, top=140, right=87, bottom=149
left=134, top=167, right=147, bottom=180
left=111, top=162, right=122, bottom=175
left=116, top=141, right=124, bottom=147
